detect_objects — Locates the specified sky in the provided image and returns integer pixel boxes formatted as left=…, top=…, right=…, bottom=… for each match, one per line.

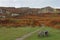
left=0, top=0, right=60, bottom=8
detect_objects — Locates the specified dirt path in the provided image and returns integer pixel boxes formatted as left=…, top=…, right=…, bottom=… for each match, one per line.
left=16, top=29, right=40, bottom=40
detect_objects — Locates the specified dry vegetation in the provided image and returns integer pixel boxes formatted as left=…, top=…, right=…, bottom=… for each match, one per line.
left=0, top=13, right=60, bottom=29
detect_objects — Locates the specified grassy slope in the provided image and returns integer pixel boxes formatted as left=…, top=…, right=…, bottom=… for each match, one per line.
left=0, top=27, right=39, bottom=40
left=25, top=27, right=60, bottom=40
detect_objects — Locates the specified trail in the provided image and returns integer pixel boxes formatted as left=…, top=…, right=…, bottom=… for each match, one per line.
left=16, top=29, right=40, bottom=40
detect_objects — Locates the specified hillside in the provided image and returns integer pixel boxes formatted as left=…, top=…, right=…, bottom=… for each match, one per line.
left=0, top=6, right=60, bottom=28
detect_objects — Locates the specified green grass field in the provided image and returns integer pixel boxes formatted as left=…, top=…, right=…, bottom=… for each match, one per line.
left=25, top=27, right=60, bottom=40
left=0, top=27, right=60, bottom=40
left=0, top=27, right=39, bottom=40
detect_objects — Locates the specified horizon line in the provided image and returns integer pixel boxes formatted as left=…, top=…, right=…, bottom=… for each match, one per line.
left=0, top=6, right=60, bottom=9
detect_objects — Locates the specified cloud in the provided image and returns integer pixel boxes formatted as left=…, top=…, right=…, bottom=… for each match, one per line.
left=0, top=0, right=60, bottom=8
left=14, top=0, right=54, bottom=7
left=0, top=0, right=15, bottom=7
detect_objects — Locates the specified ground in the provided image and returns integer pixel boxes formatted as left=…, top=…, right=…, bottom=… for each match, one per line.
left=0, top=27, right=60, bottom=40
left=25, top=27, right=60, bottom=40
left=0, top=27, right=39, bottom=40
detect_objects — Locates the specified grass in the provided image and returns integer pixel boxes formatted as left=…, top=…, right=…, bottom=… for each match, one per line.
left=0, top=27, right=39, bottom=40
left=25, top=27, right=60, bottom=40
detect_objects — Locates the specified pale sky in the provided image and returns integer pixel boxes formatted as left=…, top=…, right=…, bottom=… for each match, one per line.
left=0, top=0, right=60, bottom=8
